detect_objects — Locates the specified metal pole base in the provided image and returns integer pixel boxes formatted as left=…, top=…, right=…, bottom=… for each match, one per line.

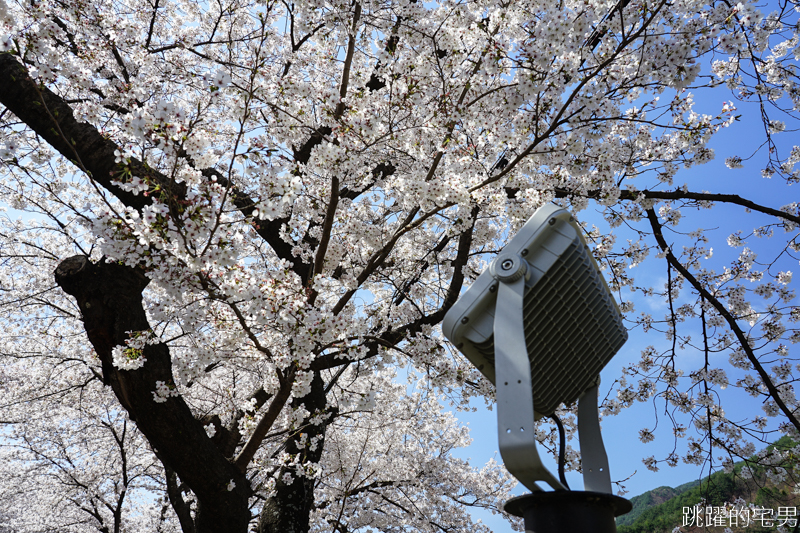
left=504, top=491, right=632, bottom=533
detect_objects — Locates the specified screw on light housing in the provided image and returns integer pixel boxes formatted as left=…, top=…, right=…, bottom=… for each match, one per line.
left=491, top=252, right=527, bottom=283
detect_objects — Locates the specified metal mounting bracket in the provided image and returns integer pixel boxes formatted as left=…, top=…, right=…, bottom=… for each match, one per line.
left=494, top=277, right=566, bottom=492
left=578, top=383, right=612, bottom=493
left=494, top=273, right=613, bottom=494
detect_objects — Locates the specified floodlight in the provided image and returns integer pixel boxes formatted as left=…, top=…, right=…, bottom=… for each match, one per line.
left=443, top=203, right=628, bottom=494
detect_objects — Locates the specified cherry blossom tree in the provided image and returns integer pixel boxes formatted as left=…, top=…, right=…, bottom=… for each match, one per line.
left=0, top=0, right=798, bottom=530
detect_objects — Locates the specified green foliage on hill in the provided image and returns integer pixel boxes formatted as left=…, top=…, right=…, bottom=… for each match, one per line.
left=617, top=483, right=699, bottom=527
left=617, top=437, right=799, bottom=533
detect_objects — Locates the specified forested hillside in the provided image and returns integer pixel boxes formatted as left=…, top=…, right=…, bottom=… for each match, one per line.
left=617, top=481, right=701, bottom=527
left=619, top=438, right=800, bottom=533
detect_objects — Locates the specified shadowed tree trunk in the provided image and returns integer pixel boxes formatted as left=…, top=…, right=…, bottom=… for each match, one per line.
left=258, top=372, right=328, bottom=533
left=53, top=254, right=334, bottom=533
left=54, top=256, right=253, bottom=533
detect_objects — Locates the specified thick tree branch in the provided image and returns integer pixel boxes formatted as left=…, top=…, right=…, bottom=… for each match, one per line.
left=0, top=52, right=312, bottom=281
left=550, top=186, right=800, bottom=225
left=0, top=53, right=185, bottom=214
left=429, top=206, right=480, bottom=322
left=311, top=176, right=339, bottom=282
left=145, top=0, right=161, bottom=50
left=257, top=372, right=328, bottom=533
left=334, top=2, right=361, bottom=119
left=214, top=387, right=273, bottom=458
left=645, top=209, right=800, bottom=434
left=329, top=208, right=419, bottom=315
left=234, top=371, right=294, bottom=472
left=632, top=189, right=800, bottom=225
left=307, top=1, right=360, bottom=283
left=164, top=465, right=196, bottom=533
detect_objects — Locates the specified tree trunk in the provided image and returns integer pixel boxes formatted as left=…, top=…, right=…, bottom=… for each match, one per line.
left=258, top=372, right=328, bottom=533
left=54, top=256, right=252, bottom=533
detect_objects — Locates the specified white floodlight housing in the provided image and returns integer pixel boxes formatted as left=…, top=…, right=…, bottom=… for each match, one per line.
left=443, top=203, right=628, bottom=493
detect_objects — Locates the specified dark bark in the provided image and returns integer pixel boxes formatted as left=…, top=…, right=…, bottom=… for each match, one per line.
left=0, top=52, right=313, bottom=281
left=234, top=375, right=294, bottom=472
left=258, top=372, right=328, bottom=533
left=0, top=53, right=186, bottom=215
left=2, top=49, right=355, bottom=532
left=54, top=256, right=252, bottom=533
left=3, top=31, right=466, bottom=529
left=545, top=186, right=800, bottom=226
left=164, top=466, right=196, bottom=533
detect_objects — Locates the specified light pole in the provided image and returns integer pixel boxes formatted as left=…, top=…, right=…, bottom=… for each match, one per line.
left=444, top=203, right=632, bottom=532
